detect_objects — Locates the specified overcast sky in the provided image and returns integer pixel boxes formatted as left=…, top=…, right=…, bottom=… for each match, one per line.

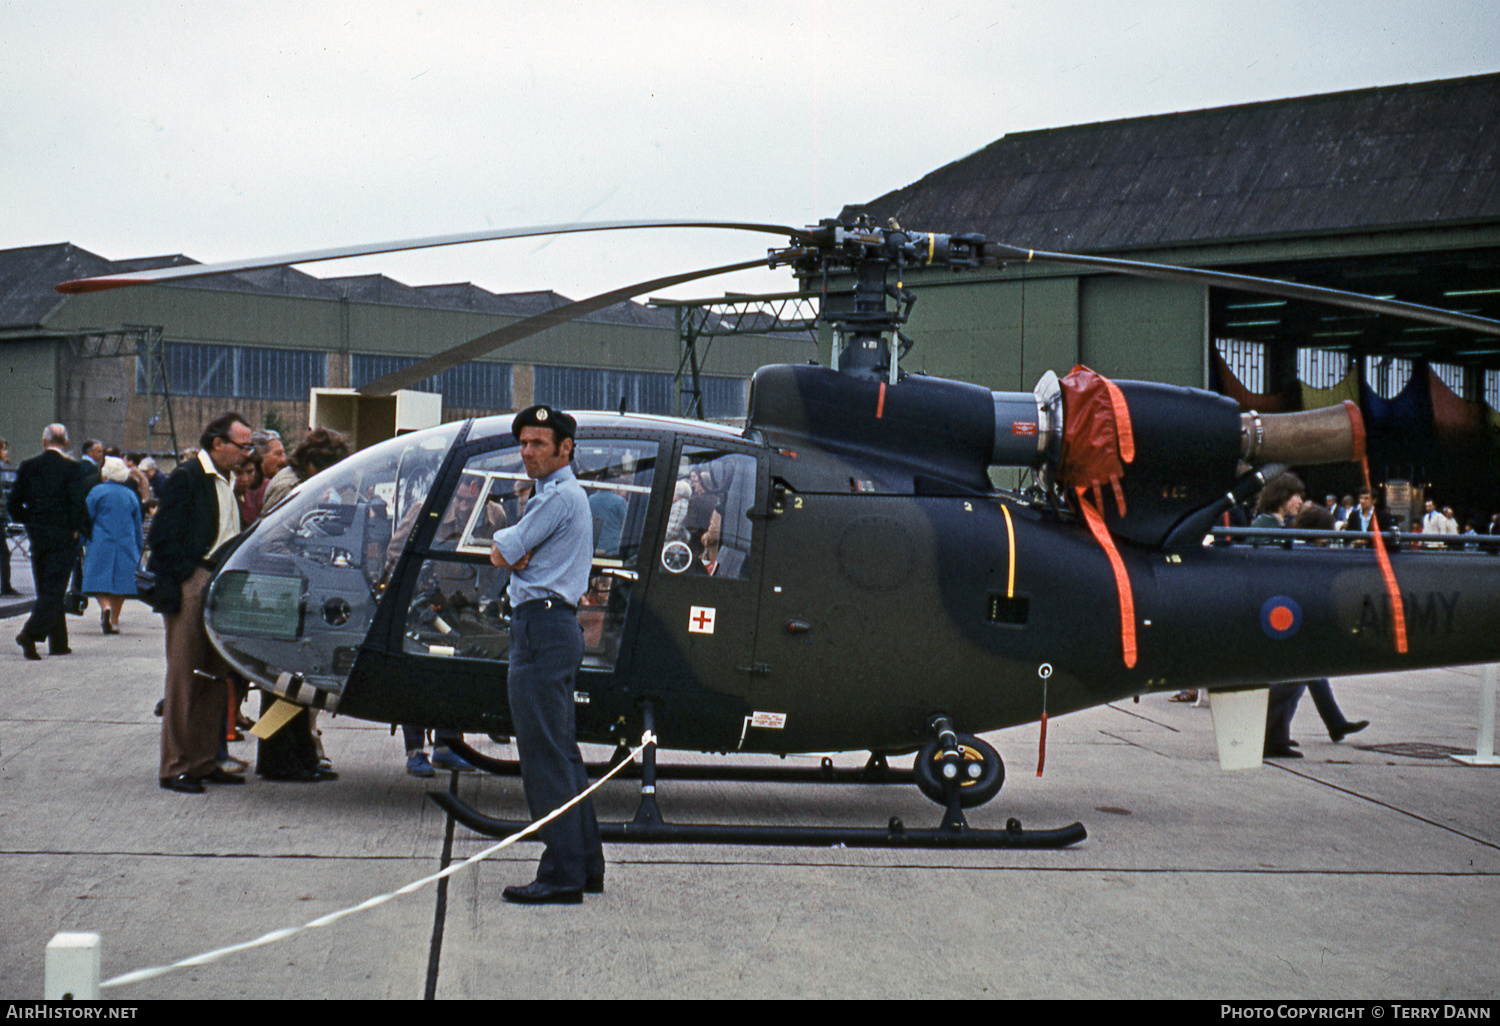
left=3, top=0, right=1497, bottom=303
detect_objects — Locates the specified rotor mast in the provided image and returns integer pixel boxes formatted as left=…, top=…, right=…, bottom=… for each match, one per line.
left=779, top=217, right=991, bottom=382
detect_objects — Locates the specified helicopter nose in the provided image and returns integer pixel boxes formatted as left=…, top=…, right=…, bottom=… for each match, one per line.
left=208, top=559, right=373, bottom=700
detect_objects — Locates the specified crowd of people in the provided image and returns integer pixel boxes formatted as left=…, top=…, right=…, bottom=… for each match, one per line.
left=1314, top=491, right=1500, bottom=549
left=2, top=425, right=295, bottom=648
left=2, top=417, right=360, bottom=792
left=5, top=426, right=142, bottom=653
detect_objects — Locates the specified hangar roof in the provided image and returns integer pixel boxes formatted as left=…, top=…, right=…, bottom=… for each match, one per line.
left=844, top=73, right=1500, bottom=252
left=843, top=74, right=1500, bottom=370
left=0, top=242, right=676, bottom=333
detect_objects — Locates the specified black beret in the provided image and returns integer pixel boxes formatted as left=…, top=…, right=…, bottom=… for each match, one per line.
left=511, top=404, right=577, bottom=441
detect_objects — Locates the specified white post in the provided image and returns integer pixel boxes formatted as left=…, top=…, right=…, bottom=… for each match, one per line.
left=45, top=932, right=100, bottom=1000
left=1208, top=687, right=1270, bottom=770
left=1452, top=663, right=1500, bottom=766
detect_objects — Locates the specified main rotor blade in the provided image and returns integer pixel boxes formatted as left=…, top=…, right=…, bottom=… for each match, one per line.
left=984, top=243, right=1500, bottom=339
left=356, top=257, right=770, bottom=395
left=54, top=219, right=811, bottom=294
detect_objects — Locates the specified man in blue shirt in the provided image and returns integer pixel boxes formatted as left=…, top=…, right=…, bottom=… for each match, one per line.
left=489, top=405, right=603, bottom=904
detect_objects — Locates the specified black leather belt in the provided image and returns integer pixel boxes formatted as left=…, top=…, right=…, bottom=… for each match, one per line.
left=517, top=596, right=577, bottom=615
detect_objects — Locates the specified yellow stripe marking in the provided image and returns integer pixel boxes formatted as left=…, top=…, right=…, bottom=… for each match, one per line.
left=1000, top=503, right=1016, bottom=598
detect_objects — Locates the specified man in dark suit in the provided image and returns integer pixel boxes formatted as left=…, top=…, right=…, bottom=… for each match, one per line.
left=152, top=412, right=254, bottom=794
left=7, top=424, right=90, bottom=659
left=1340, top=489, right=1383, bottom=546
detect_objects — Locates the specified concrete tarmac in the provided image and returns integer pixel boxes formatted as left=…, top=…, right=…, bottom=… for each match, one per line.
left=1, top=593, right=1497, bottom=1000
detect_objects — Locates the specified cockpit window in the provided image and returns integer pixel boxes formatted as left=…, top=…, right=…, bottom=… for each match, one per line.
left=403, top=437, right=658, bottom=671
left=575, top=439, right=656, bottom=564
left=429, top=449, right=531, bottom=556
left=659, top=446, right=755, bottom=579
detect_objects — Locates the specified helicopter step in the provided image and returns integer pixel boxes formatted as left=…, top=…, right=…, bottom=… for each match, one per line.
left=430, top=708, right=1085, bottom=850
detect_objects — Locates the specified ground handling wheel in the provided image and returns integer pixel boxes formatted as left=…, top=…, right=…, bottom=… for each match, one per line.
left=914, top=734, right=1004, bottom=808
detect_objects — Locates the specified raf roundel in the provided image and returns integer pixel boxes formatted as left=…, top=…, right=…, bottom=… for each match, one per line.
left=1260, top=595, right=1303, bottom=640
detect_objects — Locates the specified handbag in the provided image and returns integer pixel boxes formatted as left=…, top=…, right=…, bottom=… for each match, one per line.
left=135, top=546, right=181, bottom=614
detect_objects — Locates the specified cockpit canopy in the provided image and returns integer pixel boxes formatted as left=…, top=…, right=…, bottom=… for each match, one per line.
left=206, top=422, right=460, bottom=695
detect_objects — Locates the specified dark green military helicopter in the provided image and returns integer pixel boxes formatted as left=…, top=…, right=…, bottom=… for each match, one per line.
left=58, top=220, right=1500, bottom=848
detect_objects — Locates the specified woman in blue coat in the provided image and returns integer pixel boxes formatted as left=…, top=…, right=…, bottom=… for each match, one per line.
left=82, top=456, right=143, bottom=634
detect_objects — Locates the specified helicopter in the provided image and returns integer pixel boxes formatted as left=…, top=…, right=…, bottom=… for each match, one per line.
left=56, top=218, right=1500, bottom=848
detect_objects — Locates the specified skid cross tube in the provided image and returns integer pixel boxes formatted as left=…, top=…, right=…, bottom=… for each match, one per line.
left=445, top=738, right=916, bottom=787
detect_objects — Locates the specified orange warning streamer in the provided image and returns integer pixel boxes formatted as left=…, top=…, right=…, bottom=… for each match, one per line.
left=1344, top=400, right=1407, bottom=654
left=1077, top=486, right=1138, bottom=669
left=1101, top=375, right=1136, bottom=464
left=1036, top=710, right=1048, bottom=778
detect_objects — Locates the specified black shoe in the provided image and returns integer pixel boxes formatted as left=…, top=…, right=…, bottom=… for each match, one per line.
left=0, top=588, right=21, bottom=597
left=15, top=632, right=40, bottom=661
left=585, top=875, right=605, bottom=895
left=101, top=609, right=119, bottom=635
left=1330, top=720, right=1369, bottom=743
left=502, top=881, right=584, bottom=905
left=200, top=768, right=247, bottom=785
left=49, top=647, right=71, bottom=656
left=160, top=774, right=206, bottom=794
left=1264, top=743, right=1303, bottom=759
left=258, top=767, right=338, bottom=782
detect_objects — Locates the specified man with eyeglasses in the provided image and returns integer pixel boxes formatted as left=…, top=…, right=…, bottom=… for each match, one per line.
left=150, top=412, right=254, bottom=794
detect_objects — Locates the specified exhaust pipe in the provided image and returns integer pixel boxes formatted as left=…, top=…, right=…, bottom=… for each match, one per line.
left=1241, top=402, right=1360, bottom=467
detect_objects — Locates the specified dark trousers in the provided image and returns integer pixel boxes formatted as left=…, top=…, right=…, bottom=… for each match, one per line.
left=401, top=725, right=463, bottom=750
left=1268, top=678, right=1351, bottom=743
left=256, top=689, right=320, bottom=776
left=1, top=526, right=12, bottom=592
left=1305, top=679, right=1353, bottom=735
left=22, top=528, right=77, bottom=652
left=160, top=568, right=226, bottom=779
left=507, top=600, right=603, bottom=889
left=1266, top=681, right=1306, bottom=746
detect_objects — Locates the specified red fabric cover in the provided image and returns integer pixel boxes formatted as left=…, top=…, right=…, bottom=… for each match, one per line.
left=1058, top=365, right=1135, bottom=515
left=1057, top=365, right=1139, bottom=667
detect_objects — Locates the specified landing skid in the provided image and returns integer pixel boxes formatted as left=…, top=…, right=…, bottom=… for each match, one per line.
left=432, top=721, right=1086, bottom=851
left=428, top=790, right=1087, bottom=849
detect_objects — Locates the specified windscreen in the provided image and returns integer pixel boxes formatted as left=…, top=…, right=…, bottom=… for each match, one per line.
left=205, top=422, right=461, bottom=695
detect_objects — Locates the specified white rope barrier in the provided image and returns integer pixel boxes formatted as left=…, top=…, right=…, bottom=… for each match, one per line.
left=98, top=736, right=651, bottom=991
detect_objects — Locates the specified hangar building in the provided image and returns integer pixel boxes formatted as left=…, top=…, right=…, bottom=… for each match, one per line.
left=843, top=72, right=1500, bottom=523
left=0, top=244, right=816, bottom=460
